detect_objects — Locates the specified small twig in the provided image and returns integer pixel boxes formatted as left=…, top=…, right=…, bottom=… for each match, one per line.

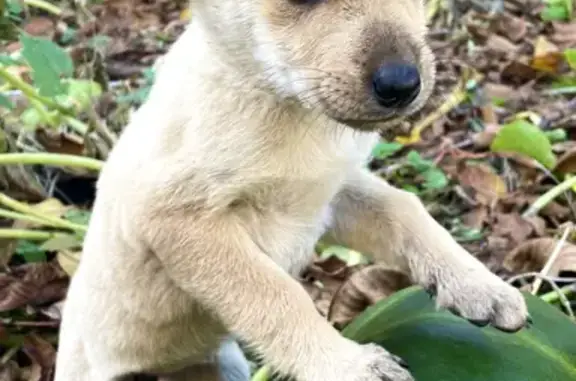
left=395, top=70, right=484, bottom=144
left=532, top=223, right=574, bottom=295
left=507, top=272, right=574, bottom=320
left=524, top=176, right=576, bottom=218
left=0, top=193, right=87, bottom=232
left=540, top=284, right=576, bottom=304
left=23, top=0, right=61, bottom=14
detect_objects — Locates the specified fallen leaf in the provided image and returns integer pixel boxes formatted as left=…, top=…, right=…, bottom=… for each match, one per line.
left=531, top=35, right=563, bottom=74
left=456, top=161, right=507, bottom=205
left=492, top=213, right=536, bottom=245
left=0, top=262, right=68, bottom=312
left=553, top=147, right=576, bottom=175
left=490, top=119, right=557, bottom=169
left=328, top=265, right=412, bottom=329
left=503, top=237, right=576, bottom=277
left=22, top=334, right=56, bottom=381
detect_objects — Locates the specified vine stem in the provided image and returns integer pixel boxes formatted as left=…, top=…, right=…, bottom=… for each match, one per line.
left=0, top=66, right=89, bottom=134
left=0, top=153, right=104, bottom=171
left=0, top=193, right=87, bottom=232
left=0, top=208, right=53, bottom=226
left=524, top=176, right=576, bottom=217
left=0, top=229, right=71, bottom=240
left=24, top=0, right=62, bottom=15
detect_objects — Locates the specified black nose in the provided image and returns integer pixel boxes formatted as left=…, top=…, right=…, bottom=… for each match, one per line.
left=372, top=62, right=421, bottom=108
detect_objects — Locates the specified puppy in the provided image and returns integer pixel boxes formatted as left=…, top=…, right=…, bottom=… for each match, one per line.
left=53, top=0, right=529, bottom=380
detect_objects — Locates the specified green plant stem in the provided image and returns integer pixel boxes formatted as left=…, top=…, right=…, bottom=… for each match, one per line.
left=24, top=0, right=62, bottom=15
left=0, top=208, right=53, bottom=226
left=0, top=153, right=104, bottom=171
left=251, top=366, right=270, bottom=381
left=0, top=193, right=87, bottom=232
left=541, top=284, right=576, bottom=304
left=524, top=176, right=576, bottom=217
left=0, top=228, right=71, bottom=240
left=0, top=66, right=89, bottom=134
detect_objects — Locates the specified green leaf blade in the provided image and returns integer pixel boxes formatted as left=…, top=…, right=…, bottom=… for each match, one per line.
left=490, top=119, right=557, bottom=169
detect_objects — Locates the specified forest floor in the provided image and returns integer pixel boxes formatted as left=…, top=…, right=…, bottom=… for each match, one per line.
left=0, top=0, right=575, bottom=379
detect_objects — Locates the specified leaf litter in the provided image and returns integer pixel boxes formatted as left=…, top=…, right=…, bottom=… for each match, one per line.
left=0, top=0, right=575, bottom=379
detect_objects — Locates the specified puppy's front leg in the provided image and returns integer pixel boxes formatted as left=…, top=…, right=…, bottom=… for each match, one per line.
left=144, top=212, right=413, bottom=381
left=328, top=169, right=529, bottom=332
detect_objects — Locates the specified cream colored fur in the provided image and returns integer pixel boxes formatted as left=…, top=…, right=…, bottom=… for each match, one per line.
left=53, top=0, right=529, bottom=380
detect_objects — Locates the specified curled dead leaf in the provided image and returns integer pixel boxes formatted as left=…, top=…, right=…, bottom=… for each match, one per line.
left=0, top=262, right=68, bottom=312
left=503, top=237, right=576, bottom=277
left=21, top=334, right=56, bottom=381
left=327, top=265, right=412, bottom=329
left=553, top=147, right=576, bottom=175
left=456, top=162, right=507, bottom=205
left=531, top=35, right=563, bottom=74
left=492, top=213, right=536, bottom=245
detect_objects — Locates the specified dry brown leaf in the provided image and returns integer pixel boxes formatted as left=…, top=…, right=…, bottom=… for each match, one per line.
left=497, top=14, right=527, bottom=42
left=21, top=334, right=56, bottom=381
left=492, top=213, right=535, bottom=244
left=22, top=17, right=56, bottom=38
left=300, top=255, right=363, bottom=317
left=503, top=237, right=576, bottom=277
left=550, top=21, right=576, bottom=49
left=34, top=129, right=85, bottom=156
left=457, top=162, right=507, bottom=205
left=461, top=206, right=489, bottom=229
left=327, top=265, right=412, bottom=329
left=0, top=262, right=68, bottom=312
left=553, top=147, right=576, bottom=175
left=531, top=35, right=563, bottom=74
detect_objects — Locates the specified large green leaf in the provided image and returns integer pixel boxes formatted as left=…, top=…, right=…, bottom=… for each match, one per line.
left=342, top=286, right=576, bottom=381
left=490, top=119, right=557, bottom=169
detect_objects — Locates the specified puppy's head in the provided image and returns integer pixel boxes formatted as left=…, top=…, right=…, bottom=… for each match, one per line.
left=197, top=0, right=435, bottom=132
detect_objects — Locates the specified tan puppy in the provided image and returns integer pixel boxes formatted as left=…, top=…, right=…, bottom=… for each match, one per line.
left=53, top=0, right=529, bottom=380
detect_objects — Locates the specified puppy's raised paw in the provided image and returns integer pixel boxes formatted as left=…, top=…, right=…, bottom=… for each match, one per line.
left=432, top=269, right=529, bottom=333
left=342, top=343, right=414, bottom=381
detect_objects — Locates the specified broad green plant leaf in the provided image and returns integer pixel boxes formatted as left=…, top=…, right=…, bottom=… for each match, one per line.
left=343, top=286, right=576, bottom=381
left=19, top=33, right=74, bottom=97
left=372, top=141, right=404, bottom=160
left=490, top=119, right=557, bottom=169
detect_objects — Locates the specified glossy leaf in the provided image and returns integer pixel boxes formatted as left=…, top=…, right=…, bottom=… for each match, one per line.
left=490, top=119, right=557, bottom=169
left=343, top=286, right=576, bottom=381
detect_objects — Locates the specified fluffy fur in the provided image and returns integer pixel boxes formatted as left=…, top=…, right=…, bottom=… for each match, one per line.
left=54, top=0, right=529, bottom=380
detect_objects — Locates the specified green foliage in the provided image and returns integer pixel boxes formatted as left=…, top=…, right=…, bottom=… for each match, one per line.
left=116, top=67, right=156, bottom=105
left=406, top=151, right=449, bottom=190
left=565, top=49, right=576, bottom=70
left=371, top=141, right=404, bottom=160
left=343, top=286, right=576, bottom=381
left=15, top=240, right=46, bottom=262
left=540, top=0, right=573, bottom=20
left=490, top=119, right=557, bottom=169
left=20, top=33, right=74, bottom=97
